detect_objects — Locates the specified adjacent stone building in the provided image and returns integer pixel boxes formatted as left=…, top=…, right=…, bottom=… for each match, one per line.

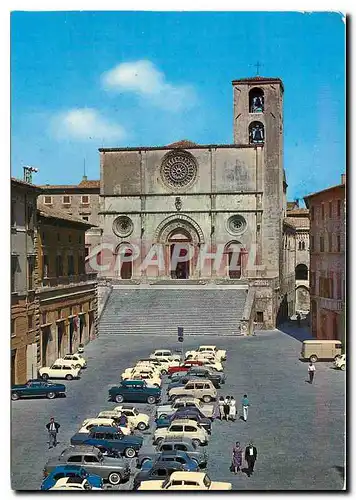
left=38, top=177, right=101, bottom=259
left=286, top=201, right=310, bottom=313
left=36, top=205, right=98, bottom=367
left=11, top=179, right=42, bottom=384
left=304, top=174, right=345, bottom=340
left=97, top=76, right=296, bottom=329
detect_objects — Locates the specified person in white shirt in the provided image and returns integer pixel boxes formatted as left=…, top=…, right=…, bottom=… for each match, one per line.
left=308, top=361, right=316, bottom=384
left=229, top=396, right=236, bottom=421
left=46, top=417, right=60, bottom=448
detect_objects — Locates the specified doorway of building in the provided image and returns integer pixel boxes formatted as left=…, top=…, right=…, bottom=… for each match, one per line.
left=121, top=248, right=133, bottom=279
left=11, top=349, right=16, bottom=385
left=225, top=242, right=243, bottom=279
left=69, top=321, right=74, bottom=353
left=57, top=322, right=64, bottom=358
left=41, top=328, right=50, bottom=366
left=169, top=232, right=191, bottom=279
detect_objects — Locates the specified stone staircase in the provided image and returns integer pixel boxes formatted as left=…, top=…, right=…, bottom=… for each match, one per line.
left=98, top=287, right=248, bottom=336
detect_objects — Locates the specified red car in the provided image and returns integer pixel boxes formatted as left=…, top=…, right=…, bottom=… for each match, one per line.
left=168, top=360, right=204, bottom=375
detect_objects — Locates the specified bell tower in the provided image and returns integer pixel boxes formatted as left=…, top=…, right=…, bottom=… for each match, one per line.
left=232, top=76, right=285, bottom=279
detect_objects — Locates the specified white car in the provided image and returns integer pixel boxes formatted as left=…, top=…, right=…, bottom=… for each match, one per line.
left=191, top=356, right=223, bottom=372
left=108, top=404, right=150, bottom=431
left=78, top=418, right=131, bottom=435
left=49, top=477, right=102, bottom=490
left=122, top=365, right=161, bottom=380
left=39, top=363, right=80, bottom=381
left=58, top=353, right=87, bottom=369
left=122, top=369, right=162, bottom=387
left=334, top=354, right=346, bottom=371
left=138, top=471, right=232, bottom=491
left=156, top=397, right=214, bottom=419
left=150, top=350, right=181, bottom=362
left=153, top=419, right=209, bottom=447
left=185, top=345, right=226, bottom=362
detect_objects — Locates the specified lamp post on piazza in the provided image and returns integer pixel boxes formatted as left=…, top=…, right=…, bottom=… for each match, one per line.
left=177, top=326, right=184, bottom=360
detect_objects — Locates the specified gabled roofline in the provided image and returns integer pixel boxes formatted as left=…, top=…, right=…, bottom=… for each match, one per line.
left=99, top=144, right=260, bottom=153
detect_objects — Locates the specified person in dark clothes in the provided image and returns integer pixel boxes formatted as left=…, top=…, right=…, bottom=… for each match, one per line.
left=118, top=412, right=128, bottom=427
left=231, top=442, right=243, bottom=474
left=223, top=396, right=230, bottom=421
left=245, top=442, right=258, bottom=476
left=46, top=417, right=60, bottom=449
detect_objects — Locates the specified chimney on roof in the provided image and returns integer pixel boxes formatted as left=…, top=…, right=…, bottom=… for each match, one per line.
left=341, top=173, right=346, bottom=184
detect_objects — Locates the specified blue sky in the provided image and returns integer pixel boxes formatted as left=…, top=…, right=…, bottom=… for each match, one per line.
left=11, top=11, right=345, bottom=200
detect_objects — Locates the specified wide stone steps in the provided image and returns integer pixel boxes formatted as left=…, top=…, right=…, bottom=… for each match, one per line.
left=98, top=288, right=248, bottom=336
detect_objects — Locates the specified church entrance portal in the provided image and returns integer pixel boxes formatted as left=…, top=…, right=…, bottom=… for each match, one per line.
left=168, top=231, right=192, bottom=279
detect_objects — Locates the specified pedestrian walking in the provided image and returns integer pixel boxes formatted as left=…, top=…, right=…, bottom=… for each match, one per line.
left=223, top=396, right=230, bottom=421
left=229, top=396, right=236, bottom=421
left=218, top=396, right=225, bottom=420
left=296, top=313, right=301, bottom=328
left=46, top=417, right=60, bottom=449
left=241, top=394, right=249, bottom=422
left=245, top=442, right=258, bottom=476
left=231, top=442, right=243, bottom=474
left=308, top=361, right=316, bottom=384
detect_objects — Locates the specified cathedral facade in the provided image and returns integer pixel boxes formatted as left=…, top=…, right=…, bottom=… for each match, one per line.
left=98, top=76, right=295, bottom=329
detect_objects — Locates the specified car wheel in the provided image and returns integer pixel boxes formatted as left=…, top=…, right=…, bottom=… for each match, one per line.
left=202, top=395, right=212, bottom=403
left=65, top=374, right=73, bottom=380
left=140, top=457, right=151, bottom=466
left=341, top=364, right=346, bottom=371
left=153, top=383, right=160, bottom=388
left=11, top=393, right=19, bottom=401
left=108, top=472, right=121, bottom=485
left=192, top=439, right=201, bottom=447
left=46, top=392, right=56, bottom=399
left=155, top=438, right=164, bottom=446
left=75, top=364, right=82, bottom=369
left=161, top=369, right=168, bottom=375
left=147, top=396, right=156, bottom=404
left=137, top=422, right=147, bottom=431
left=191, top=458, right=200, bottom=468
left=309, top=355, right=318, bottom=363
left=124, top=447, right=136, bottom=459
left=115, top=394, right=124, bottom=403
left=41, top=373, right=49, bottom=380
left=160, top=414, right=167, bottom=419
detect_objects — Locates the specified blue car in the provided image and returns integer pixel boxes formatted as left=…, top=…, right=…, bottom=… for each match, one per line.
left=41, top=465, right=103, bottom=490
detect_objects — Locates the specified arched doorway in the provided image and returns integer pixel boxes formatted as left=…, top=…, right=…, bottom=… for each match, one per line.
left=295, top=264, right=308, bottom=281
left=225, top=242, right=244, bottom=279
left=296, top=285, right=310, bottom=312
left=168, top=230, right=192, bottom=279
left=115, top=243, right=134, bottom=279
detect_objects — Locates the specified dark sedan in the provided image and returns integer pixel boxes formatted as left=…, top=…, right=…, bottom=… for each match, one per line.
left=11, top=379, right=66, bottom=400
left=133, top=462, right=187, bottom=490
left=155, top=409, right=212, bottom=434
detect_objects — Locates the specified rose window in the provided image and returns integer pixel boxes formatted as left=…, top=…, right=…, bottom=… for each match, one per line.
left=161, top=152, right=197, bottom=189
left=112, top=216, right=134, bottom=237
left=227, top=215, right=247, bottom=235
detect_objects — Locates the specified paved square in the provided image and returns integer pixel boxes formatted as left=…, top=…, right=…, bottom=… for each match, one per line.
left=11, top=329, right=345, bottom=490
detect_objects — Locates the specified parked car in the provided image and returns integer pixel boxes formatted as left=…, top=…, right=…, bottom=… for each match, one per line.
left=168, top=374, right=221, bottom=391
left=41, top=465, right=104, bottom=490
left=187, top=356, right=224, bottom=372
left=150, top=350, right=181, bottom=362
left=155, top=409, right=212, bottom=434
left=60, top=353, right=87, bottom=369
left=185, top=346, right=227, bottom=362
left=137, top=437, right=207, bottom=469
left=77, top=418, right=131, bottom=436
left=168, top=380, right=217, bottom=403
left=139, top=451, right=199, bottom=473
left=122, top=365, right=161, bottom=381
left=70, top=425, right=143, bottom=458
left=133, top=463, right=186, bottom=490
left=334, top=353, right=346, bottom=370
left=48, top=476, right=102, bottom=490
left=138, top=471, right=232, bottom=490
left=43, top=445, right=130, bottom=486
left=156, top=397, right=214, bottom=419
left=153, top=419, right=209, bottom=447
left=133, top=456, right=199, bottom=490
left=187, top=366, right=226, bottom=385
left=108, top=380, right=161, bottom=404
left=11, top=379, right=66, bottom=401
left=131, top=359, right=171, bottom=376
left=39, top=363, right=80, bottom=381
left=111, top=405, right=150, bottom=431
left=168, top=361, right=204, bottom=375
left=96, top=411, right=135, bottom=431
left=124, top=370, right=162, bottom=388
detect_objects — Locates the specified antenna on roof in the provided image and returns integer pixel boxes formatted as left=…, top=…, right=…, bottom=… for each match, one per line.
left=82, top=158, right=87, bottom=182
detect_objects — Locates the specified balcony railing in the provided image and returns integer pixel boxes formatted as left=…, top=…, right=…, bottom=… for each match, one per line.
left=41, top=273, right=97, bottom=288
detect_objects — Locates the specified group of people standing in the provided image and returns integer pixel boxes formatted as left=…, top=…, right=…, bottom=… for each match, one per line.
left=213, top=394, right=250, bottom=422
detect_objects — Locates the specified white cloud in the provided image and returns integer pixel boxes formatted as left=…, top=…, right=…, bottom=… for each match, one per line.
left=101, top=60, right=196, bottom=112
left=52, top=108, right=126, bottom=141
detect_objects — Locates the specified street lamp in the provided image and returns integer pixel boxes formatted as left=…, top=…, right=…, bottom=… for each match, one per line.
left=23, top=166, right=39, bottom=183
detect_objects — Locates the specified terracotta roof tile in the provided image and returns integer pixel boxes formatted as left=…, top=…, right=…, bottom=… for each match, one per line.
left=286, top=216, right=310, bottom=229
left=166, top=140, right=199, bottom=148
left=287, top=208, right=309, bottom=216
left=40, top=180, right=100, bottom=190
left=37, top=204, right=95, bottom=227
left=77, top=180, right=100, bottom=188
left=11, top=177, right=42, bottom=190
